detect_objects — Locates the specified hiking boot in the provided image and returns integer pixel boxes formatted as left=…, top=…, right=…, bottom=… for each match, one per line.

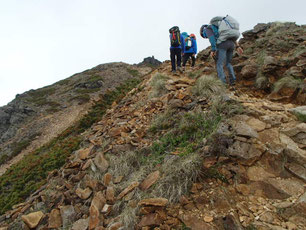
left=177, top=67, right=183, bottom=73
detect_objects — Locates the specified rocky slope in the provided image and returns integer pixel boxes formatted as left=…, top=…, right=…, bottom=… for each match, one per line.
left=0, top=61, right=154, bottom=174
left=0, top=23, right=305, bottom=230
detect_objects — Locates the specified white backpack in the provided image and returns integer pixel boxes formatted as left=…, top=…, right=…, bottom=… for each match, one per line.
left=210, top=15, right=240, bottom=44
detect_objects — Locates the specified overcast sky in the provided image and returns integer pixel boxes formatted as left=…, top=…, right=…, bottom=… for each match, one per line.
left=0, top=0, right=305, bottom=106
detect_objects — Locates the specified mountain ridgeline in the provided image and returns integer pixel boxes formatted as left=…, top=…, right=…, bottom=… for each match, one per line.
left=0, top=23, right=305, bottom=230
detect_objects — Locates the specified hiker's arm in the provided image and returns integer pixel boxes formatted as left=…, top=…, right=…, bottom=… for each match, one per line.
left=235, top=41, right=243, bottom=55
left=208, top=35, right=217, bottom=51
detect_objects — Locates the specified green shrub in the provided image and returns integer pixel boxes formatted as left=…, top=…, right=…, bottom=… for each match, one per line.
left=127, top=68, right=140, bottom=77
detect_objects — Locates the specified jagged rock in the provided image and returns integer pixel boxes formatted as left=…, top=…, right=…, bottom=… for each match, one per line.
left=229, top=141, right=263, bottom=164
left=280, top=133, right=306, bottom=165
left=77, top=146, right=93, bottom=160
left=179, top=214, right=213, bottom=230
left=21, top=211, right=44, bottom=229
left=140, top=171, right=160, bottom=190
left=263, top=56, right=279, bottom=73
left=94, top=152, right=109, bottom=173
left=241, top=64, right=258, bottom=79
left=138, top=56, right=162, bottom=67
left=106, top=186, right=115, bottom=203
left=89, top=191, right=106, bottom=230
left=247, top=166, right=274, bottom=181
left=232, top=120, right=259, bottom=138
left=117, top=181, right=139, bottom=200
left=267, top=178, right=304, bottom=197
left=138, top=213, right=163, bottom=227
left=75, top=187, right=92, bottom=200
left=101, top=204, right=112, bottom=214
left=285, top=162, right=306, bottom=181
left=72, top=218, right=89, bottom=230
left=281, top=123, right=306, bottom=137
left=138, top=198, right=168, bottom=207
left=60, top=205, right=76, bottom=229
left=103, top=173, right=112, bottom=186
left=48, top=209, right=62, bottom=229
left=246, top=118, right=266, bottom=132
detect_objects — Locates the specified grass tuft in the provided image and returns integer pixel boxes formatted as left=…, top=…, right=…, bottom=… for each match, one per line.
left=191, top=75, right=225, bottom=99
left=273, top=76, right=305, bottom=93
left=149, top=73, right=169, bottom=98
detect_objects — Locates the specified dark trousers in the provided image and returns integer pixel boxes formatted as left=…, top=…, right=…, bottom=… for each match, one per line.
left=170, top=48, right=182, bottom=71
left=182, top=53, right=196, bottom=67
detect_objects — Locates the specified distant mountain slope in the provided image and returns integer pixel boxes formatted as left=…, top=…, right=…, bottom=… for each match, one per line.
left=0, top=61, right=155, bottom=170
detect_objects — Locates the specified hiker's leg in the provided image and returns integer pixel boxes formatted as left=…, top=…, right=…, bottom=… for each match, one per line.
left=177, top=48, right=182, bottom=67
left=182, top=53, right=188, bottom=67
left=191, top=55, right=196, bottom=67
left=216, top=49, right=227, bottom=84
left=170, top=49, right=176, bottom=71
left=225, top=46, right=236, bottom=85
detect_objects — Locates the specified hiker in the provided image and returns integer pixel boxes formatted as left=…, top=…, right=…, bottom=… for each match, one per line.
left=169, top=26, right=185, bottom=73
left=182, top=33, right=197, bottom=71
left=200, top=16, right=243, bottom=86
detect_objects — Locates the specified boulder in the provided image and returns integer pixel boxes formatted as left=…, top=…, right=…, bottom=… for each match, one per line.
left=232, top=121, right=259, bottom=138
left=241, top=64, right=258, bottom=79
left=76, top=187, right=92, bottom=200
left=94, top=152, right=109, bottom=173
left=48, top=209, right=62, bottom=229
left=21, top=211, right=44, bottom=229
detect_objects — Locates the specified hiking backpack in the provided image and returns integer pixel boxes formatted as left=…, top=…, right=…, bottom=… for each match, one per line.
left=185, top=36, right=192, bottom=50
left=169, top=26, right=181, bottom=47
left=210, top=15, right=240, bottom=44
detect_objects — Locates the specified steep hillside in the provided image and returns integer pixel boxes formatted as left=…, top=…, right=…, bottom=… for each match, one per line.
left=0, top=23, right=305, bottom=230
left=0, top=61, right=154, bottom=174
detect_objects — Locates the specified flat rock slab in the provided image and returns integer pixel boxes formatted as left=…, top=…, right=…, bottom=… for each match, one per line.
left=138, top=198, right=168, bottom=207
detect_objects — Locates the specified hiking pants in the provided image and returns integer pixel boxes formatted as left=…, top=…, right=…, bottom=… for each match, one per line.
left=170, top=48, right=182, bottom=71
left=182, top=53, right=196, bottom=67
left=216, top=40, right=236, bottom=85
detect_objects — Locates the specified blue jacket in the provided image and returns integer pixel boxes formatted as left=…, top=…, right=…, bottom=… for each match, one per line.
left=170, top=34, right=185, bottom=50
left=183, top=38, right=197, bottom=54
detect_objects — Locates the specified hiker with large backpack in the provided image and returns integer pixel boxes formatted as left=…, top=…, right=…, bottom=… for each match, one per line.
left=169, top=26, right=185, bottom=73
left=200, top=15, right=243, bottom=86
left=182, top=33, right=197, bottom=71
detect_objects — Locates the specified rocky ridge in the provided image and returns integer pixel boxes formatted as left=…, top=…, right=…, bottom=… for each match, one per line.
left=0, top=23, right=305, bottom=230
left=1, top=63, right=305, bottom=229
